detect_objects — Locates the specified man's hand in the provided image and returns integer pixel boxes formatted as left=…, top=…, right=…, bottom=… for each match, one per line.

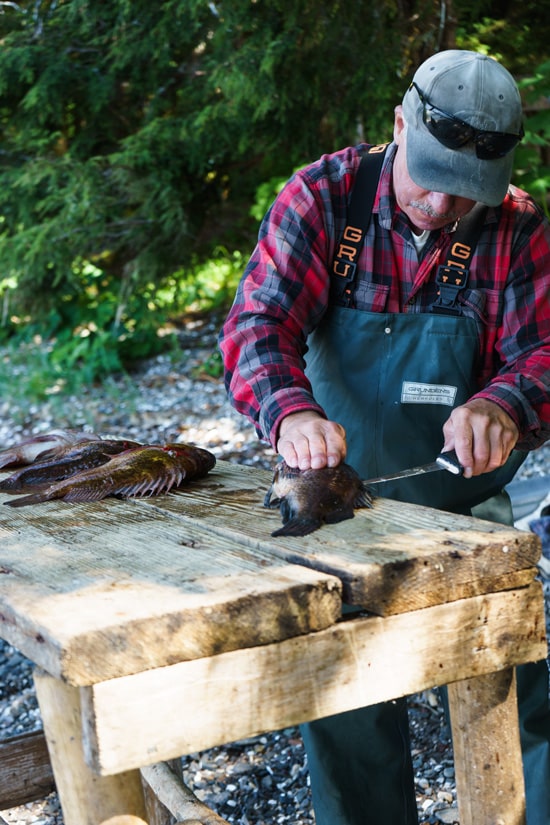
left=276, top=411, right=347, bottom=470
left=442, top=398, right=519, bottom=478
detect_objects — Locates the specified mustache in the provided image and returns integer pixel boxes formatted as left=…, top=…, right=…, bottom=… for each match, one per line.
left=409, top=200, right=458, bottom=220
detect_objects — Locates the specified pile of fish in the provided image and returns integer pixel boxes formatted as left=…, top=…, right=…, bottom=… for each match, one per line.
left=264, top=460, right=375, bottom=537
left=0, top=429, right=372, bottom=534
left=0, top=429, right=216, bottom=507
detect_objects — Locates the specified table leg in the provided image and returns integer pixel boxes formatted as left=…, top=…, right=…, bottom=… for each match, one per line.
left=34, top=669, right=147, bottom=825
left=448, top=667, right=525, bottom=825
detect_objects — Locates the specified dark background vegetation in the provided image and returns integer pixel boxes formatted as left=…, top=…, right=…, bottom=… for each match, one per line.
left=0, top=0, right=548, bottom=400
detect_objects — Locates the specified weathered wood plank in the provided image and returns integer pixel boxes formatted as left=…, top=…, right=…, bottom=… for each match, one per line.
left=81, top=581, right=547, bottom=775
left=0, top=729, right=55, bottom=807
left=449, top=669, right=525, bottom=825
left=0, top=488, right=341, bottom=685
left=131, top=461, right=543, bottom=613
left=34, top=669, right=147, bottom=825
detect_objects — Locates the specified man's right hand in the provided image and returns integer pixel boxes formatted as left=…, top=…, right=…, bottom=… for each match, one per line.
left=276, top=411, right=347, bottom=470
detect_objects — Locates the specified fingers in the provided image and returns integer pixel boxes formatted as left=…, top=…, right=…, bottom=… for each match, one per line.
left=442, top=398, right=519, bottom=478
left=276, top=411, right=347, bottom=470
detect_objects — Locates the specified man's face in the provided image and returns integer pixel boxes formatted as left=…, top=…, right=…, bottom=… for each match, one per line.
left=392, top=105, right=476, bottom=234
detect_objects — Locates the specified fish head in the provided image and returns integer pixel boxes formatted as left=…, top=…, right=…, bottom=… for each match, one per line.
left=162, top=443, right=217, bottom=472
left=270, top=461, right=303, bottom=500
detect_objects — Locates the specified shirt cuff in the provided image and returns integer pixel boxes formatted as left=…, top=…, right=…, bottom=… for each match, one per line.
left=259, top=388, right=327, bottom=450
left=473, top=383, right=546, bottom=448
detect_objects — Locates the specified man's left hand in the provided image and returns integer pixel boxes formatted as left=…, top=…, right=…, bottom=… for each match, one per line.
left=442, top=398, right=519, bottom=478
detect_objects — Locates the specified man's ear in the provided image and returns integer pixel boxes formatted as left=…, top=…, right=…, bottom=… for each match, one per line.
left=393, top=105, right=406, bottom=144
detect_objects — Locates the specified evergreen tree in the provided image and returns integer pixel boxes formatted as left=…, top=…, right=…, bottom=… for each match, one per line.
left=0, top=0, right=547, bottom=325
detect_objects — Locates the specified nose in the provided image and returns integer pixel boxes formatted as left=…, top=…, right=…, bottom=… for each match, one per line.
left=427, top=191, right=456, bottom=216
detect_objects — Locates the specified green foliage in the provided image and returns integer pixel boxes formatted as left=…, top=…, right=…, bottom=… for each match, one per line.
left=192, top=349, right=224, bottom=380
left=0, top=245, right=244, bottom=406
left=0, top=0, right=547, bottom=411
left=513, top=63, right=550, bottom=218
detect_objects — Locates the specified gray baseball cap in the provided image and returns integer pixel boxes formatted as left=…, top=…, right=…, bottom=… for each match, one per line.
left=402, top=50, right=523, bottom=206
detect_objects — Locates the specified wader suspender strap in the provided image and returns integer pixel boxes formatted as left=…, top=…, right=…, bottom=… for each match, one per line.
left=330, top=143, right=488, bottom=313
left=330, top=144, right=388, bottom=305
left=429, top=201, right=488, bottom=315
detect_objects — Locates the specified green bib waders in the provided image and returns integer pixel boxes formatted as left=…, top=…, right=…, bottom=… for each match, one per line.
left=302, top=305, right=550, bottom=825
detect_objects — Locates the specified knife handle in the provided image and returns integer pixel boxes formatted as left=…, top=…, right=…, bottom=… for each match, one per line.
left=435, top=449, right=464, bottom=476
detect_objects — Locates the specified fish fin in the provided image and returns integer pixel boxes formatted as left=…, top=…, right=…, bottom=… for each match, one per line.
left=271, top=517, right=321, bottom=537
left=62, top=488, right=109, bottom=502
left=324, top=506, right=355, bottom=525
left=117, top=469, right=183, bottom=498
left=355, top=485, right=376, bottom=508
left=264, top=490, right=281, bottom=508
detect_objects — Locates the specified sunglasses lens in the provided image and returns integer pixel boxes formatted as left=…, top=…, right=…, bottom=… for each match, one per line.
left=474, top=132, right=521, bottom=159
left=423, top=107, right=473, bottom=150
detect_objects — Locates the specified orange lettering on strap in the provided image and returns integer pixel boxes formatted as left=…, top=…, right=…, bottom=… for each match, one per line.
left=336, top=243, right=358, bottom=262
left=333, top=260, right=353, bottom=278
left=450, top=242, right=472, bottom=260
left=343, top=225, right=362, bottom=243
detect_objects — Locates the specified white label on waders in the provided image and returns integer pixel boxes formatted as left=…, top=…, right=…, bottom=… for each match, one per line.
left=401, top=381, right=457, bottom=406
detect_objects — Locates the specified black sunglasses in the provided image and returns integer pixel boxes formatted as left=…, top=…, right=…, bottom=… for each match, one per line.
left=410, top=81, right=524, bottom=160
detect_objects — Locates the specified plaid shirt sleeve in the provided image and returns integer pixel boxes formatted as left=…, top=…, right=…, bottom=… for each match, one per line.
left=219, top=147, right=550, bottom=451
left=219, top=148, right=358, bottom=447
left=471, top=193, right=550, bottom=449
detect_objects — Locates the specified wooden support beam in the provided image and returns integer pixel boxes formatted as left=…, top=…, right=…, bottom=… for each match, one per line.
left=82, top=582, right=546, bottom=775
left=34, top=669, right=147, bottom=825
left=449, top=668, right=526, bottom=825
left=0, top=729, right=55, bottom=808
left=141, top=762, right=230, bottom=825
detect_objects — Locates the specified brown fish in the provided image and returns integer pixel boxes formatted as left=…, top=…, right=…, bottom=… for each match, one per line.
left=4, top=443, right=216, bottom=507
left=0, top=429, right=100, bottom=469
left=264, top=461, right=375, bottom=537
left=0, top=439, right=143, bottom=492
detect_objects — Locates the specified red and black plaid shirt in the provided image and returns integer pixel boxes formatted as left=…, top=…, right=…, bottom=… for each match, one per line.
left=220, top=143, right=550, bottom=451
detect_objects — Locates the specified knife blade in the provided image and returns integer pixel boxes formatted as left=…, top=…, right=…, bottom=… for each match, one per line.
left=363, top=449, right=464, bottom=485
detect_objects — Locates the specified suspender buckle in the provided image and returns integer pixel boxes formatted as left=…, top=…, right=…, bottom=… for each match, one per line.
left=330, top=260, right=357, bottom=305
left=430, top=264, right=470, bottom=316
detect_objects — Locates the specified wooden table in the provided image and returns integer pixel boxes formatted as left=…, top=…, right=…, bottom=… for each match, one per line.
left=0, top=459, right=546, bottom=825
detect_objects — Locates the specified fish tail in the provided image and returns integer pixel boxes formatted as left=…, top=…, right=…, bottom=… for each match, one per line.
left=0, top=477, right=20, bottom=492
left=0, top=467, right=59, bottom=491
left=4, top=492, right=50, bottom=507
left=271, top=517, right=321, bottom=537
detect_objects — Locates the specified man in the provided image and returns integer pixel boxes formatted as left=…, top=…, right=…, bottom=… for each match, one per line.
left=219, top=50, right=550, bottom=824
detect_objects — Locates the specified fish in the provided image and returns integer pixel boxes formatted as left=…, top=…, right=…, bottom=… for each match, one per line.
left=264, top=461, right=375, bottom=537
left=4, top=443, right=216, bottom=507
left=0, top=439, right=143, bottom=492
left=0, top=429, right=100, bottom=469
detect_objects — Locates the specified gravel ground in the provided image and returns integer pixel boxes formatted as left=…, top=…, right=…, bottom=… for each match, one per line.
left=0, top=314, right=548, bottom=825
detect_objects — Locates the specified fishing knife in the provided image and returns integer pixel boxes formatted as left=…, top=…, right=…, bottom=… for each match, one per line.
left=363, top=449, right=464, bottom=485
